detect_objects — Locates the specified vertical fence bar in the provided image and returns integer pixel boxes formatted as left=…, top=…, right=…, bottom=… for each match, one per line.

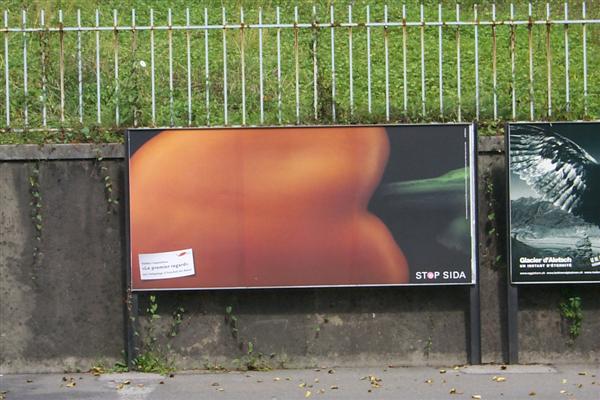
left=168, top=9, right=174, bottom=126
left=222, top=7, right=228, bottom=125
left=95, top=9, right=101, bottom=124
left=150, top=9, right=156, bottom=125
left=528, top=3, right=535, bottom=121
left=59, top=10, right=65, bottom=124
left=420, top=4, right=426, bottom=117
left=131, top=9, right=137, bottom=126
left=294, top=6, right=299, bottom=124
left=186, top=8, right=192, bottom=126
left=492, top=4, right=497, bottom=120
left=114, top=10, right=120, bottom=126
left=456, top=4, right=461, bottom=122
left=384, top=5, right=389, bottom=121
left=438, top=4, right=443, bottom=118
left=77, top=9, right=83, bottom=124
left=402, top=4, right=408, bottom=117
left=3, top=11, right=9, bottom=127
left=510, top=3, right=516, bottom=120
left=312, top=5, right=318, bottom=121
left=40, top=10, right=47, bottom=127
left=546, top=3, right=552, bottom=118
left=474, top=4, right=479, bottom=121
left=258, top=7, right=264, bottom=124
left=366, top=5, right=372, bottom=114
left=330, top=5, right=336, bottom=122
left=204, top=8, right=210, bottom=126
left=22, top=10, right=28, bottom=126
left=276, top=7, right=282, bottom=124
left=582, top=2, right=588, bottom=116
left=563, top=2, right=570, bottom=114
left=402, top=4, right=407, bottom=116
left=348, top=5, right=354, bottom=118
left=240, top=7, right=246, bottom=125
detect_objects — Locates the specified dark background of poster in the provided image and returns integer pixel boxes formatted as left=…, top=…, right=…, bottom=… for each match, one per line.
left=509, top=122, right=600, bottom=284
left=369, top=126, right=473, bottom=284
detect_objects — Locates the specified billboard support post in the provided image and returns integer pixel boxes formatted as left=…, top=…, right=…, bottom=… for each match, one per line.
left=468, top=284, right=481, bottom=364
left=125, top=292, right=139, bottom=370
left=507, top=283, right=519, bottom=364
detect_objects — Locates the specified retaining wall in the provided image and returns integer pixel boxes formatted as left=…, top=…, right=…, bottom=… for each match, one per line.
left=1, top=137, right=598, bottom=373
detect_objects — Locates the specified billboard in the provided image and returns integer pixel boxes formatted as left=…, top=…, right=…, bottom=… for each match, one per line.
left=127, top=125, right=477, bottom=290
left=508, top=122, right=600, bottom=284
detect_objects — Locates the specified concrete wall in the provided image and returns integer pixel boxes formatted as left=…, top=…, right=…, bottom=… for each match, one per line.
left=1, top=139, right=598, bottom=373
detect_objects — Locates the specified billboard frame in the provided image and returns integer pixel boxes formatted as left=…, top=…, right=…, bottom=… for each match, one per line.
left=506, top=121, right=600, bottom=285
left=125, top=123, right=479, bottom=291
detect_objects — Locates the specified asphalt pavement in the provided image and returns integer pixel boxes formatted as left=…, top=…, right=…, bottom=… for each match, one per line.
left=1, top=364, right=599, bottom=400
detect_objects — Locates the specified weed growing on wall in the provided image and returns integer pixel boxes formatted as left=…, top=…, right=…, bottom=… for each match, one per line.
left=94, top=152, right=119, bottom=212
left=225, top=305, right=272, bottom=371
left=559, top=290, right=584, bottom=343
left=133, top=295, right=175, bottom=374
left=28, top=162, right=43, bottom=260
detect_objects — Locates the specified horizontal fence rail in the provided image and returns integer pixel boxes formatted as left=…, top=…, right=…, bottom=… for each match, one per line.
left=0, top=2, right=599, bottom=136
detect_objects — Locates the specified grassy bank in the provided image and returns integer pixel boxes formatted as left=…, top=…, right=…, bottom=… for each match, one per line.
left=1, top=1, right=599, bottom=143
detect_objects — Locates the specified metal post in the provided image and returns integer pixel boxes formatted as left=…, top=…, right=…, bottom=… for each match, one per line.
left=507, top=284, right=519, bottom=364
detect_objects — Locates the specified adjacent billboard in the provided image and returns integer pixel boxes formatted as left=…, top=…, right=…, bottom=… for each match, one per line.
left=127, top=125, right=477, bottom=290
left=508, top=122, right=600, bottom=284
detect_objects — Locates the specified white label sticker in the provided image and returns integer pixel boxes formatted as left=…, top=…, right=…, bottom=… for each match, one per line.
left=139, top=249, right=195, bottom=280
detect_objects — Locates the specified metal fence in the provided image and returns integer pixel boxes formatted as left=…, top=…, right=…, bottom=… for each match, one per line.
left=0, top=2, right=599, bottom=134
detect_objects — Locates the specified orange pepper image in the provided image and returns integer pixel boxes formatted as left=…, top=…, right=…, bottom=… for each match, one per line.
left=129, top=127, right=409, bottom=289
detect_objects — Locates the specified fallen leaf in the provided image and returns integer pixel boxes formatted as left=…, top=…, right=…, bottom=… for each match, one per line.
left=425, top=379, right=433, bottom=384
left=328, top=369, right=335, bottom=374
left=305, top=390, right=312, bottom=398
left=299, top=383, right=306, bottom=388
left=560, top=390, right=567, bottom=394
left=273, top=377, right=281, bottom=381
left=492, top=376, right=507, bottom=382
left=314, top=378, right=319, bottom=383
left=450, top=388, right=464, bottom=395
left=529, top=392, right=536, bottom=396
left=122, top=380, right=131, bottom=385
left=562, top=379, right=568, bottom=384
left=66, top=382, right=76, bottom=388
left=217, top=387, right=224, bottom=392
left=367, top=375, right=382, bottom=388
left=439, top=369, right=447, bottom=374
left=211, top=382, right=220, bottom=386
left=116, top=383, right=124, bottom=390
left=62, top=377, right=67, bottom=382
left=257, top=380, right=263, bottom=383
left=472, top=395, right=482, bottom=399
left=500, top=365, right=507, bottom=370
left=159, top=381, right=164, bottom=385
left=318, top=389, right=325, bottom=394
left=578, top=372, right=587, bottom=376
left=26, top=379, right=33, bottom=383
left=330, top=385, right=339, bottom=390
left=577, top=384, right=583, bottom=388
